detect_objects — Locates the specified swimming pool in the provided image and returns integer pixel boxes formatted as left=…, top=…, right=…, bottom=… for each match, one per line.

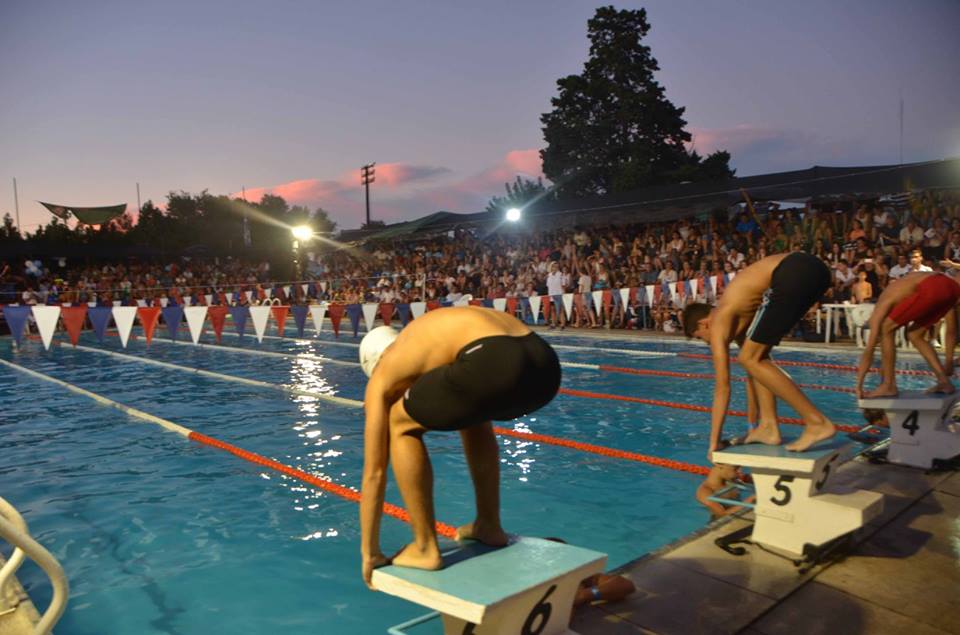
left=2, top=327, right=931, bottom=634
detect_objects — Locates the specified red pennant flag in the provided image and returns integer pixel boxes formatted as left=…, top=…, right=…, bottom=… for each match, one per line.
left=257, top=286, right=267, bottom=301
left=327, top=303, right=345, bottom=336
left=630, top=287, right=640, bottom=304
left=379, top=303, right=395, bottom=326
left=61, top=306, right=88, bottom=346
left=218, top=291, right=228, bottom=306
left=208, top=306, right=228, bottom=343
left=506, top=297, right=519, bottom=314
left=426, top=300, right=441, bottom=312
left=170, top=288, right=182, bottom=305
left=272, top=305, right=289, bottom=338
left=602, top=289, right=613, bottom=309
left=275, top=287, right=287, bottom=303
left=468, top=299, right=483, bottom=307
left=676, top=281, right=684, bottom=298
left=541, top=295, right=552, bottom=320
left=137, top=306, right=161, bottom=344
left=653, top=285, right=662, bottom=303
left=696, top=278, right=704, bottom=294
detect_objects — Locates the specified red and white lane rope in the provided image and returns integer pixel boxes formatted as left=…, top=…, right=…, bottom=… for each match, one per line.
left=677, top=352, right=936, bottom=377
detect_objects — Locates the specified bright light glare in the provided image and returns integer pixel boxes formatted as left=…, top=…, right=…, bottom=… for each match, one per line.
left=291, top=225, right=313, bottom=240
left=505, top=208, right=522, bottom=222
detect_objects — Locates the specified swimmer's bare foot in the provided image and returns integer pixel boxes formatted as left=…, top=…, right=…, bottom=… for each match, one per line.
left=785, top=421, right=837, bottom=452
left=743, top=426, right=782, bottom=446
left=862, top=384, right=899, bottom=399
left=390, top=542, right=443, bottom=572
left=925, top=380, right=956, bottom=395
left=455, top=520, right=508, bottom=547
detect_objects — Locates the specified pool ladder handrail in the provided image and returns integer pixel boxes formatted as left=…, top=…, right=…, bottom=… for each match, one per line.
left=0, top=496, right=69, bottom=635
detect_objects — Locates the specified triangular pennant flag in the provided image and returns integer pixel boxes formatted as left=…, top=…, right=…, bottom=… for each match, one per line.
left=87, top=301, right=97, bottom=308
left=271, top=305, right=289, bottom=338
left=619, top=288, right=631, bottom=308
left=2, top=306, right=30, bottom=347
left=310, top=304, right=327, bottom=333
left=137, top=307, right=161, bottom=344
left=482, top=299, right=494, bottom=308
left=327, top=303, right=345, bottom=336
left=528, top=295, right=542, bottom=324
left=159, top=297, right=169, bottom=308
left=161, top=306, right=185, bottom=341
left=184, top=307, right=208, bottom=344
left=204, top=294, right=213, bottom=306
left=410, top=302, right=426, bottom=319
left=32, top=306, right=61, bottom=350
left=562, top=293, right=574, bottom=320
left=602, top=290, right=613, bottom=309
left=183, top=296, right=193, bottom=307
left=709, top=276, right=718, bottom=295
left=263, top=287, right=272, bottom=300
left=346, top=304, right=363, bottom=337
left=541, top=295, right=552, bottom=321
left=88, top=306, right=113, bottom=343
left=728, top=272, right=737, bottom=282
left=208, top=306, right=228, bottom=343
left=506, top=297, right=518, bottom=315
left=229, top=306, right=249, bottom=338
left=291, top=305, right=309, bottom=338
left=361, top=303, right=378, bottom=331
left=591, top=290, right=603, bottom=317
left=244, top=290, right=253, bottom=303
left=684, top=280, right=693, bottom=298
left=397, top=303, right=412, bottom=325
left=426, top=300, right=441, bottom=312
left=112, top=300, right=122, bottom=307
left=136, top=298, right=147, bottom=307
left=469, top=298, right=483, bottom=307
left=283, top=285, right=291, bottom=299
left=60, top=306, right=87, bottom=347
left=379, top=303, right=395, bottom=327
left=301, top=283, right=309, bottom=296
left=696, top=278, right=705, bottom=296
left=668, top=282, right=679, bottom=304
left=493, top=298, right=507, bottom=312
left=112, top=307, right=137, bottom=348
left=645, top=285, right=655, bottom=307
left=653, top=284, right=662, bottom=305
left=249, top=305, right=271, bottom=343
left=319, top=281, right=328, bottom=293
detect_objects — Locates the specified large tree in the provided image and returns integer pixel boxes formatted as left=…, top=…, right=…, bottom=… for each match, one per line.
left=540, top=6, right=733, bottom=198
left=484, top=177, right=552, bottom=215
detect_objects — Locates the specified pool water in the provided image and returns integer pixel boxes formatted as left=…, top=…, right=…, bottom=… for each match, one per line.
left=1, top=328, right=930, bottom=634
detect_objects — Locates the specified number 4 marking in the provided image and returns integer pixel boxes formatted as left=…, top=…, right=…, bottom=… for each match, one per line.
left=902, top=410, right=919, bottom=436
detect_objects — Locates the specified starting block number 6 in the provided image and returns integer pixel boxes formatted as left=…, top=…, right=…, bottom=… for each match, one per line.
left=461, top=584, right=557, bottom=635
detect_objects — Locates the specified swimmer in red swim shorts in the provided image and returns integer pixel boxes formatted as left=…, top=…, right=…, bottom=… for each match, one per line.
left=856, top=272, right=960, bottom=398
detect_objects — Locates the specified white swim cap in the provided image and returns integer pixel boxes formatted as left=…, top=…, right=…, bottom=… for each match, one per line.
left=359, top=326, right=398, bottom=377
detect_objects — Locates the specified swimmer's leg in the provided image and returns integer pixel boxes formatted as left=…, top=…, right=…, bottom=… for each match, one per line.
left=863, top=319, right=901, bottom=398
left=743, top=378, right=781, bottom=446
left=456, top=421, right=508, bottom=547
left=908, top=324, right=956, bottom=395
left=388, top=400, right=443, bottom=571
left=737, top=340, right=835, bottom=451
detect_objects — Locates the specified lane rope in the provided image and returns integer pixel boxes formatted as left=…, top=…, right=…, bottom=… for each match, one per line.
left=677, top=352, right=936, bottom=377
left=599, top=365, right=856, bottom=394
left=0, top=357, right=454, bottom=538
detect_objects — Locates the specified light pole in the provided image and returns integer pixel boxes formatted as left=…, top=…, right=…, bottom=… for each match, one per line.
left=361, top=163, right=375, bottom=226
left=291, top=225, right=312, bottom=279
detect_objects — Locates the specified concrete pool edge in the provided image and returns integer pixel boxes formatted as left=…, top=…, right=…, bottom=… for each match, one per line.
left=570, top=455, right=960, bottom=634
left=0, top=552, right=41, bottom=635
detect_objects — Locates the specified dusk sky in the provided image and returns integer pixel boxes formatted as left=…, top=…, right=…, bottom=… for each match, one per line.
left=2, top=0, right=958, bottom=233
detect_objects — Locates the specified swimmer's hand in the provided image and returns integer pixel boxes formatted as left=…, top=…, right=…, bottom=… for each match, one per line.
left=362, top=552, right=390, bottom=590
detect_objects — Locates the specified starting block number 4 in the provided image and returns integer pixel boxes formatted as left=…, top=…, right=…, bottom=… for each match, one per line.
left=860, top=392, right=960, bottom=469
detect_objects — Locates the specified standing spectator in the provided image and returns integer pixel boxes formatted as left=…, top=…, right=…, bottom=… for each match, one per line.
left=546, top=261, right=566, bottom=330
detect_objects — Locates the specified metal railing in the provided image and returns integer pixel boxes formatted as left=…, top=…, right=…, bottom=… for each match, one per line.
left=0, top=496, right=69, bottom=635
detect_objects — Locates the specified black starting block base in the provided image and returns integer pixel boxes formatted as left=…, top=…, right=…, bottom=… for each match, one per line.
left=714, top=522, right=856, bottom=574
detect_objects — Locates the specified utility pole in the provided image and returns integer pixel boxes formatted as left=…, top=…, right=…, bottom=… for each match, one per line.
left=13, top=177, right=21, bottom=233
left=899, top=91, right=904, bottom=166
left=136, top=182, right=142, bottom=212
left=361, top=162, right=376, bottom=226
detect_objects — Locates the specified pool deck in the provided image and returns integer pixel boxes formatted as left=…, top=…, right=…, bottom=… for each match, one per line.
left=570, top=454, right=960, bottom=635
left=0, top=553, right=40, bottom=635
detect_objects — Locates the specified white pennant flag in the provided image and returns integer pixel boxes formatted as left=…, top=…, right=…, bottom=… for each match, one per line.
left=410, top=302, right=427, bottom=319
left=645, top=285, right=655, bottom=307
left=709, top=276, right=718, bottom=295
left=204, top=294, right=213, bottom=306
left=183, top=296, right=193, bottom=307
left=591, top=290, right=604, bottom=317
left=159, top=297, right=169, bottom=308
left=248, top=305, right=271, bottom=343
left=184, top=307, right=208, bottom=344
left=112, top=300, right=122, bottom=307
left=562, top=293, right=574, bottom=320
left=32, top=306, right=61, bottom=350
left=362, top=303, right=378, bottom=331
left=87, top=301, right=97, bottom=308
left=263, top=288, right=273, bottom=299
left=528, top=295, right=542, bottom=322
left=301, top=283, right=309, bottom=295
left=136, top=299, right=147, bottom=307
left=283, top=285, right=291, bottom=298
left=619, top=288, right=631, bottom=308
left=669, top=283, right=679, bottom=304
left=493, top=297, right=507, bottom=312
left=113, top=307, right=137, bottom=348
left=319, top=281, right=328, bottom=292
left=309, top=304, right=326, bottom=333
left=244, top=290, right=254, bottom=303
left=728, top=272, right=737, bottom=282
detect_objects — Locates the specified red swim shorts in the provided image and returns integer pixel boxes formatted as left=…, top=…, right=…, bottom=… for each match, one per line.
left=889, top=274, right=960, bottom=328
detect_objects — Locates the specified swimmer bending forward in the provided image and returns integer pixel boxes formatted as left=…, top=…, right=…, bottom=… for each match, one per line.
left=359, top=307, right=561, bottom=589
left=683, top=253, right=835, bottom=456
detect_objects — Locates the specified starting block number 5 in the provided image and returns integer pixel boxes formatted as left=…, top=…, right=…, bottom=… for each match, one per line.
left=461, top=584, right=558, bottom=635
left=768, top=453, right=839, bottom=508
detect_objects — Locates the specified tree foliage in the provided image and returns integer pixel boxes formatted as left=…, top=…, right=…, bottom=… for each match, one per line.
left=540, top=6, right=734, bottom=198
left=484, top=177, right=553, bottom=215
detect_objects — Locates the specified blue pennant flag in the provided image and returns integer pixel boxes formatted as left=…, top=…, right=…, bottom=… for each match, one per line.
left=88, top=306, right=113, bottom=343
left=482, top=298, right=494, bottom=308
left=307, top=283, right=317, bottom=299
left=582, top=292, right=592, bottom=309
left=345, top=304, right=362, bottom=337
left=290, top=305, right=309, bottom=338
left=684, top=280, right=693, bottom=298
left=2, top=306, right=31, bottom=346
left=229, top=306, right=249, bottom=338
left=520, top=297, right=533, bottom=324
left=440, top=300, right=453, bottom=308
left=397, top=303, right=411, bottom=325
left=162, top=306, right=184, bottom=341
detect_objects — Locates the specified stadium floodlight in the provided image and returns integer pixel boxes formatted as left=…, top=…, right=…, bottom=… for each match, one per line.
left=291, top=225, right=313, bottom=241
left=505, top=208, right=522, bottom=222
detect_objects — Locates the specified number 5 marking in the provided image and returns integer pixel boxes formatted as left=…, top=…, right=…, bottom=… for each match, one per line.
left=770, top=475, right=794, bottom=506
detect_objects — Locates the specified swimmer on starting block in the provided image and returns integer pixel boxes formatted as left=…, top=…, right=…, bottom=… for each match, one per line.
left=855, top=271, right=960, bottom=399
left=359, top=306, right=561, bottom=588
left=683, top=253, right=836, bottom=455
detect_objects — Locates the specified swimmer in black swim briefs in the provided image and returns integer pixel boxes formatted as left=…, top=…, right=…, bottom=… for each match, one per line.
left=358, top=307, right=561, bottom=589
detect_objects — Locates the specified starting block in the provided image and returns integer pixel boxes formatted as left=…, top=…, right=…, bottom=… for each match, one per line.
left=373, top=537, right=606, bottom=635
left=714, top=437, right=883, bottom=558
left=859, top=391, right=960, bottom=469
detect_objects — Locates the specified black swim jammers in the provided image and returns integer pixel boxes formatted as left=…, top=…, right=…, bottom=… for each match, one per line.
left=747, top=252, right=832, bottom=346
left=403, top=332, right=562, bottom=431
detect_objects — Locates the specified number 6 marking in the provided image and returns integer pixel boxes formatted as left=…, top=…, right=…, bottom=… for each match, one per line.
left=770, top=475, right=794, bottom=506
left=521, top=584, right=556, bottom=635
